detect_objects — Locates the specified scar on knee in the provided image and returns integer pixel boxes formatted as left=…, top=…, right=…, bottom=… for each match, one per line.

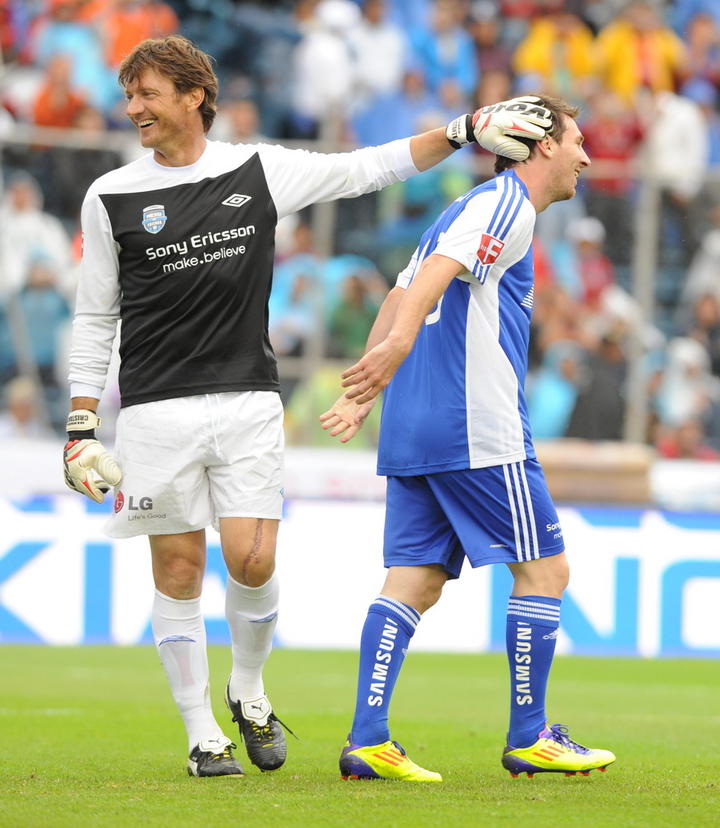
left=241, top=519, right=264, bottom=582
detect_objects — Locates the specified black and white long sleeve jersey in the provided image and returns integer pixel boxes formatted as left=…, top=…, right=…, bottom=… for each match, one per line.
left=69, top=138, right=416, bottom=407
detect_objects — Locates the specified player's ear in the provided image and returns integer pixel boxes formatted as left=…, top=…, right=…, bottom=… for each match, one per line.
left=536, top=134, right=555, bottom=159
left=186, top=86, right=204, bottom=113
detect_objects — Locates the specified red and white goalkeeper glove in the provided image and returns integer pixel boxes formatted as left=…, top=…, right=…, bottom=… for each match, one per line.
left=63, top=409, right=122, bottom=503
left=446, top=96, right=553, bottom=161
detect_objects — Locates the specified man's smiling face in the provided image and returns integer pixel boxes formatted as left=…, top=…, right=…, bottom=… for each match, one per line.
left=125, top=67, right=202, bottom=160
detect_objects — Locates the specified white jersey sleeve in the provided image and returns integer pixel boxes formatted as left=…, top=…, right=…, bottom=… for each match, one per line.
left=68, top=187, right=121, bottom=399
left=433, top=182, right=535, bottom=280
left=256, top=138, right=417, bottom=218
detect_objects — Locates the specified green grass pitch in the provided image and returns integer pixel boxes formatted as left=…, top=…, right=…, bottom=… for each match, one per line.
left=1, top=647, right=718, bottom=827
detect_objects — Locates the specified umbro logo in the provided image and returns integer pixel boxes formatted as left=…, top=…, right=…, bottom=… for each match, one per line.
left=221, top=193, right=252, bottom=208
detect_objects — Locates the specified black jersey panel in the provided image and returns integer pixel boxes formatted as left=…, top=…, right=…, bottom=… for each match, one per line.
left=99, top=154, right=279, bottom=406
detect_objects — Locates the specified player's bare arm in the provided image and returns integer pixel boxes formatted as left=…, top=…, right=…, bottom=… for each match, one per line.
left=320, top=286, right=406, bottom=442
left=342, top=254, right=464, bottom=405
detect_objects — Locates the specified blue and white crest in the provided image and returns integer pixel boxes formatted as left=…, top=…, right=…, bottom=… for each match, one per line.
left=142, top=204, right=167, bottom=234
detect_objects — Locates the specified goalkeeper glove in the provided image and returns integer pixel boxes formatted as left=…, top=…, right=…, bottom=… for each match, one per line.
left=446, top=96, right=553, bottom=161
left=63, top=409, right=122, bottom=504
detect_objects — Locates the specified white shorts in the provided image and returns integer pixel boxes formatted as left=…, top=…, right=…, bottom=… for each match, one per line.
left=106, top=392, right=284, bottom=538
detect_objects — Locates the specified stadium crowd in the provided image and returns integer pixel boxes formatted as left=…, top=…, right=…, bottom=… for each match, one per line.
left=0, top=0, right=720, bottom=460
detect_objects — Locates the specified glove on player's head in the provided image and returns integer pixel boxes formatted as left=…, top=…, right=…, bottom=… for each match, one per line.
left=446, top=95, right=552, bottom=160
left=472, top=96, right=553, bottom=161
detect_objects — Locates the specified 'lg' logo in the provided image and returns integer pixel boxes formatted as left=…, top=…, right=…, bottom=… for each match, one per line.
left=129, top=496, right=153, bottom=511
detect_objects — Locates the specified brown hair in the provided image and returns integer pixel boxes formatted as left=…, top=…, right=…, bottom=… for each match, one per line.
left=118, top=36, right=218, bottom=133
left=494, top=95, right=580, bottom=173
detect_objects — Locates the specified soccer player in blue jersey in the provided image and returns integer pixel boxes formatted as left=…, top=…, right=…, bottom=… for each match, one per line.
left=321, top=95, right=616, bottom=781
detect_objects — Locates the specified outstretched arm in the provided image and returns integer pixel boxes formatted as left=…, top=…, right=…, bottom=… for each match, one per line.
left=410, top=95, right=552, bottom=171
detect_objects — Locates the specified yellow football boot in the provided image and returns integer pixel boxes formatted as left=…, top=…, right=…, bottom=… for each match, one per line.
left=339, top=738, right=442, bottom=782
left=502, top=724, right=616, bottom=777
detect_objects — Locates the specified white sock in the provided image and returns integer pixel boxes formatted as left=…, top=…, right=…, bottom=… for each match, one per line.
left=225, top=573, right=279, bottom=704
left=152, top=590, right=226, bottom=752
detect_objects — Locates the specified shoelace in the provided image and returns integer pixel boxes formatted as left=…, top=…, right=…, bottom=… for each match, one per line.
left=234, top=712, right=298, bottom=743
left=209, top=742, right=237, bottom=761
left=546, top=724, right=590, bottom=754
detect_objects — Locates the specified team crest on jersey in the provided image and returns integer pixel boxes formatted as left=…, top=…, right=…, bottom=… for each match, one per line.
left=142, top=204, right=167, bottom=234
left=476, top=233, right=505, bottom=265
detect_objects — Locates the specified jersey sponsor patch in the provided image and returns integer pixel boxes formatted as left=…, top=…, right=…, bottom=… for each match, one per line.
left=476, top=232, right=505, bottom=265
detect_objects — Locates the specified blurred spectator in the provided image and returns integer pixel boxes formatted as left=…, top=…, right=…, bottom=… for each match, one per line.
left=683, top=205, right=720, bottom=307
left=100, top=0, right=178, bottom=70
left=327, top=273, right=383, bottom=358
left=673, top=0, right=720, bottom=38
left=229, top=1, right=303, bottom=138
left=527, top=340, right=582, bottom=439
left=551, top=216, right=615, bottom=308
left=408, top=0, right=477, bottom=110
left=680, top=77, right=720, bottom=241
left=0, top=172, right=73, bottom=301
left=350, top=66, right=444, bottom=147
left=268, top=271, right=319, bottom=358
left=496, top=0, right=537, bottom=49
left=682, top=12, right=720, bottom=88
left=322, top=253, right=387, bottom=312
left=580, top=88, right=645, bottom=268
left=8, top=255, right=71, bottom=428
left=475, top=66, right=513, bottom=108
left=385, top=0, right=432, bottom=31
left=31, top=53, right=86, bottom=128
left=643, top=89, right=709, bottom=267
left=655, top=418, right=720, bottom=460
left=0, top=376, right=54, bottom=440
left=269, top=218, right=323, bottom=375
left=29, top=0, right=119, bottom=114
left=290, top=0, right=358, bottom=138
left=467, top=1, right=513, bottom=78
left=210, top=97, right=265, bottom=144
left=595, top=0, right=687, bottom=105
left=654, top=336, right=720, bottom=428
left=0, top=302, right=16, bottom=386
left=347, top=0, right=406, bottom=111
left=566, top=332, right=627, bottom=440
left=44, top=104, right=123, bottom=223
left=0, top=0, right=31, bottom=64
left=512, top=8, right=597, bottom=101
left=685, top=293, right=720, bottom=377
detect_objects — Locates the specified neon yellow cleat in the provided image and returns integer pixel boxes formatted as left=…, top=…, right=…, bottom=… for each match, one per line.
left=502, top=724, right=616, bottom=777
left=339, top=738, right=442, bottom=782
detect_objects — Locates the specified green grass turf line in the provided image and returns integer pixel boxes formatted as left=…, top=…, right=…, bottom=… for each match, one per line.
left=1, top=647, right=718, bottom=827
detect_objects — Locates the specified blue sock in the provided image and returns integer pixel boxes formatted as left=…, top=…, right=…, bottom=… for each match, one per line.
left=506, top=594, right=561, bottom=748
left=350, top=596, right=420, bottom=746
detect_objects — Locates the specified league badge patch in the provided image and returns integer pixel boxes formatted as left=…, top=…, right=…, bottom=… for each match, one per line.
left=476, top=232, right=505, bottom=265
left=142, top=204, right=167, bottom=234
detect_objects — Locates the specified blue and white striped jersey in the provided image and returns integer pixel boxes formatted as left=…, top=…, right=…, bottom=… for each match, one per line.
left=377, top=170, right=537, bottom=476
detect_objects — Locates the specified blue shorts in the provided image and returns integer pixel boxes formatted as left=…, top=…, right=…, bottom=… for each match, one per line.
left=383, top=459, right=565, bottom=579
